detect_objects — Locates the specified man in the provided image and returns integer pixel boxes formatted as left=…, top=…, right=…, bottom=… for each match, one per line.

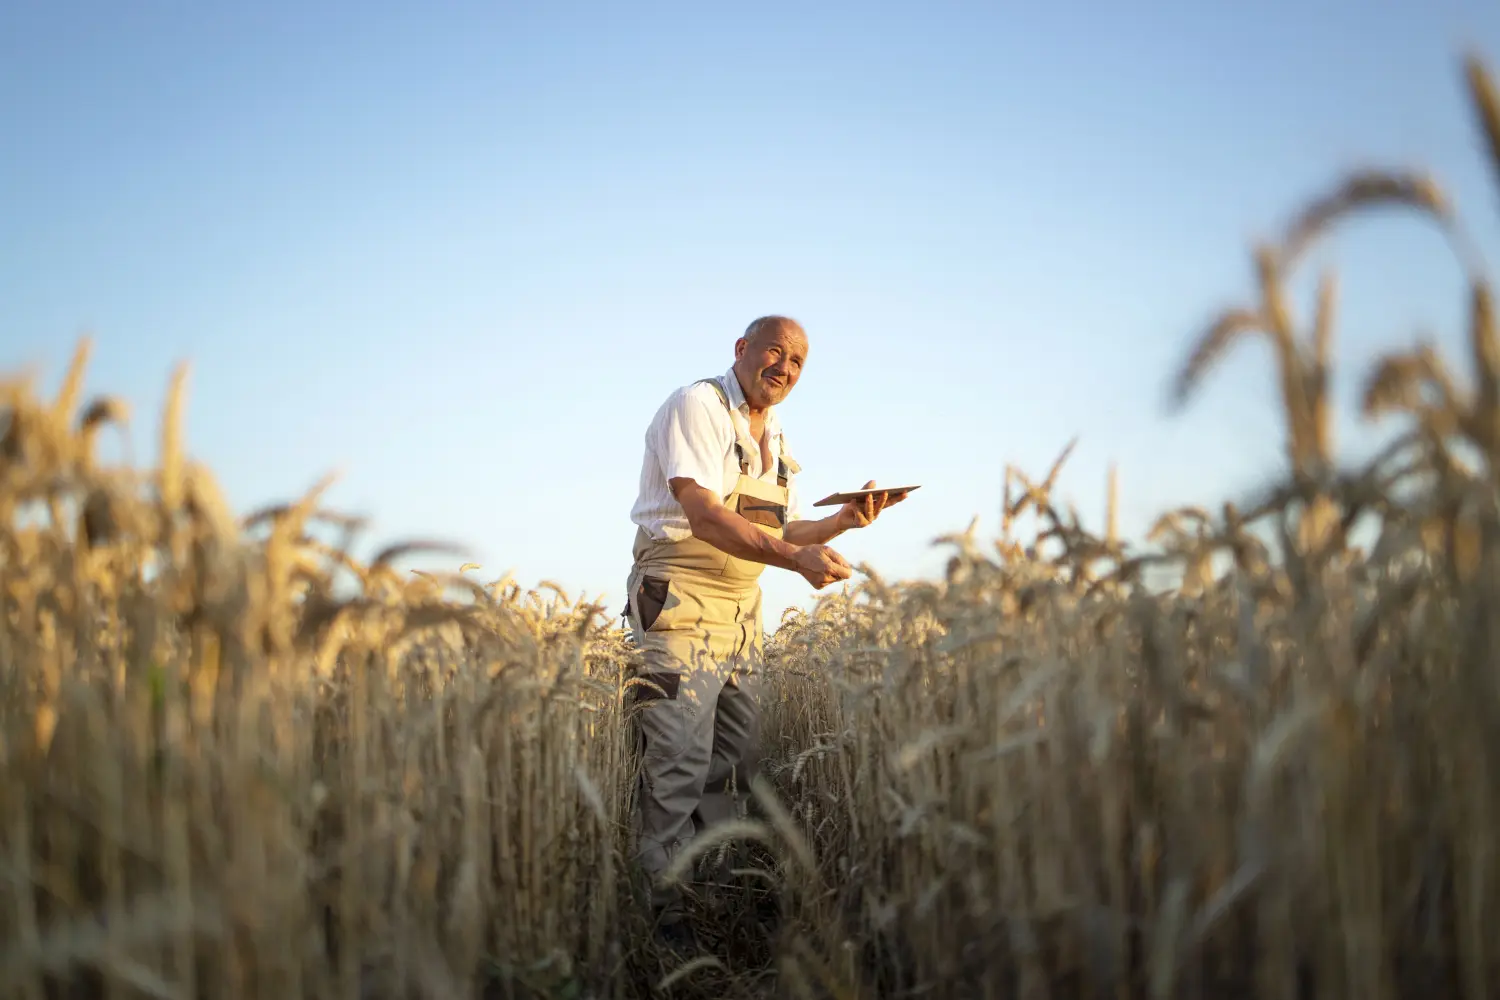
left=621, top=314, right=906, bottom=943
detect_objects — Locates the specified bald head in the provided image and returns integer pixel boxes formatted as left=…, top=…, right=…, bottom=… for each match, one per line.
left=733, top=314, right=808, bottom=412
left=742, top=315, right=806, bottom=347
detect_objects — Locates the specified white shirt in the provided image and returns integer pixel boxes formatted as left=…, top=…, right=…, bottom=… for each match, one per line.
left=630, top=367, right=803, bottom=542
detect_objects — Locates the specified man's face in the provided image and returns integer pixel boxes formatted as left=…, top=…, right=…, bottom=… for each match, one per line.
left=734, top=325, right=808, bottom=409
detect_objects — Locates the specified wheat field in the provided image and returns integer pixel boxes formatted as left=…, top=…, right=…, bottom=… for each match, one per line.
left=8, top=50, right=1500, bottom=1000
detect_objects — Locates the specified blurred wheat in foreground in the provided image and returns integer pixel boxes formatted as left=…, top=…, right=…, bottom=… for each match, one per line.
left=10, top=51, right=1500, bottom=1000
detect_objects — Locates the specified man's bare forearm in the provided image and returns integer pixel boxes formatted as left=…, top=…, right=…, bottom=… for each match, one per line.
left=689, top=502, right=804, bottom=568
left=675, top=481, right=803, bottom=570
left=782, top=514, right=849, bottom=546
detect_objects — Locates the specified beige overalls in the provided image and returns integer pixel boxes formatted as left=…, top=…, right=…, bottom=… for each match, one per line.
left=623, top=377, right=798, bottom=913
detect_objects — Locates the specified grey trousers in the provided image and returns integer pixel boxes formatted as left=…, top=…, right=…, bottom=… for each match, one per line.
left=625, top=566, right=765, bottom=914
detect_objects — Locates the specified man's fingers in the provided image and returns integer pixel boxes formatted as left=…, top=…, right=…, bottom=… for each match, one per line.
left=813, top=565, right=850, bottom=588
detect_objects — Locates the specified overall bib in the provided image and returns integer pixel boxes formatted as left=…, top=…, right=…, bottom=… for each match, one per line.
left=622, top=377, right=796, bottom=912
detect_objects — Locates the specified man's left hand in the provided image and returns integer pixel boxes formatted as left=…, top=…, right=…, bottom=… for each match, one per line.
left=836, top=480, right=908, bottom=531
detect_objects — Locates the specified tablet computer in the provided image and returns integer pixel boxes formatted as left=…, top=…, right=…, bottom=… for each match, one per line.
left=811, top=485, right=920, bottom=508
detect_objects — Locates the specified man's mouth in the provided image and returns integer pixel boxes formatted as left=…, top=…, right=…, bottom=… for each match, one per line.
left=763, top=374, right=784, bottom=388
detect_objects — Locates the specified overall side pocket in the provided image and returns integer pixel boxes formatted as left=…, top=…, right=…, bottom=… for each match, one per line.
left=635, top=575, right=672, bottom=631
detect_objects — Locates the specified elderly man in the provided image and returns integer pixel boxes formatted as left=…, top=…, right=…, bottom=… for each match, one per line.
left=622, top=314, right=905, bottom=942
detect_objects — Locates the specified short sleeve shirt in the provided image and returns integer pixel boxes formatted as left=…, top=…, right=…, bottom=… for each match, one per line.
left=629, top=367, right=802, bottom=542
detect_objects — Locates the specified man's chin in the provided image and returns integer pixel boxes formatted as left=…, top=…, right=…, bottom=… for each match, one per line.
left=760, top=382, right=790, bottom=403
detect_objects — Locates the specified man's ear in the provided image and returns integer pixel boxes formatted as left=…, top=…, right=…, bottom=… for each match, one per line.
left=733, top=337, right=746, bottom=361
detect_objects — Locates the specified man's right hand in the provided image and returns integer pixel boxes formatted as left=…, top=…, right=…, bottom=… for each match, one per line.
left=793, top=544, right=853, bottom=589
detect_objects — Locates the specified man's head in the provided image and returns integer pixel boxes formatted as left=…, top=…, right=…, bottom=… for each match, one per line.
left=733, top=315, right=808, bottom=411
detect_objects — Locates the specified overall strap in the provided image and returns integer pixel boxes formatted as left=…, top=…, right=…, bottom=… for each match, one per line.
left=695, top=377, right=731, bottom=412
left=694, top=377, right=749, bottom=474
left=694, top=376, right=797, bottom=489
left=775, top=432, right=800, bottom=489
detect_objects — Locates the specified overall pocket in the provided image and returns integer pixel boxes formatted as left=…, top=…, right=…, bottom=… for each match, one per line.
left=635, top=575, right=673, bottom=631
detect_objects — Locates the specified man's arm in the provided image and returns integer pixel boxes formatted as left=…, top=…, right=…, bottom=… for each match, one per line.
left=782, top=512, right=850, bottom=546
left=778, top=447, right=849, bottom=545
left=672, top=477, right=804, bottom=570
left=648, top=389, right=847, bottom=588
left=672, top=477, right=851, bottom=588
left=782, top=480, right=908, bottom=546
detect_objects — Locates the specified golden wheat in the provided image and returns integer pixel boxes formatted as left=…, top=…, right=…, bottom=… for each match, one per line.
left=8, top=47, right=1500, bottom=1000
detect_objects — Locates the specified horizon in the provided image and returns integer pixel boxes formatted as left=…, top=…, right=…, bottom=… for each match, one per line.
left=6, top=1, right=1500, bottom=629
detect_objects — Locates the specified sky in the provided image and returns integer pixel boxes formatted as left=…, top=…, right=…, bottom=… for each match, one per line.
left=5, top=0, right=1500, bottom=629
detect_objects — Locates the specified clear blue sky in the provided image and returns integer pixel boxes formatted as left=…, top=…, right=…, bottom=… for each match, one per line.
left=5, top=1, right=1500, bottom=627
